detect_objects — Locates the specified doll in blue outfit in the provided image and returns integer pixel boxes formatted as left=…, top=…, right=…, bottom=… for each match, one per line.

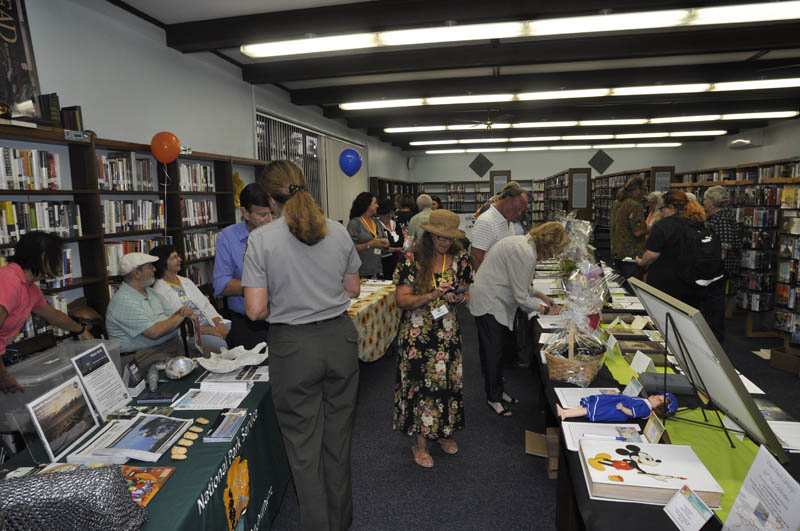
left=557, top=392, right=678, bottom=422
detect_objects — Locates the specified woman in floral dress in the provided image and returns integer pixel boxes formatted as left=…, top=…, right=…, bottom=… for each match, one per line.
left=393, top=209, right=473, bottom=468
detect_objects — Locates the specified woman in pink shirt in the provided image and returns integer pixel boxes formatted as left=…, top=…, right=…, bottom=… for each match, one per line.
left=0, top=232, right=93, bottom=393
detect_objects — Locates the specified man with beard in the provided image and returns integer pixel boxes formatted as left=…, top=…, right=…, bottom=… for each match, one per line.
left=106, top=252, right=193, bottom=355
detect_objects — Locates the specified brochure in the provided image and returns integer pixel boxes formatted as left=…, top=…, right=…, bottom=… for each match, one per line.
left=71, top=343, right=130, bottom=421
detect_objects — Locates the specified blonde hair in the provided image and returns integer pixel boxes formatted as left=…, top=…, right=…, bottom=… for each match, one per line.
left=260, top=160, right=327, bottom=245
left=529, top=222, right=569, bottom=260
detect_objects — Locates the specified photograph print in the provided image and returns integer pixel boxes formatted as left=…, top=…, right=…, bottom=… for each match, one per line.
left=28, top=377, right=97, bottom=461
left=107, top=415, right=187, bottom=453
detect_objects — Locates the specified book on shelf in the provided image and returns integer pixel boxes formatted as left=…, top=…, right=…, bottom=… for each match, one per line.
left=759, top=161, right=800, bottom=181
left=578, top=439, right=723, bottom=508
left=178, top=161, right=215, bottom=192
left=186, top=263, right=212, bottom=287
left=180, top=198, right=218, bottom=227
left=0, top=200, right=82, bottom=244
left=102, top=199, right=164, bottom=233
left=10, top=293, right=70, bottom=343
left=0, top=146, right=61, bottom=190
left=182, top=229, right=217, bottom=261
left=97, top=152, right=156, bottom=192
left=105, top=238, right=172, bottom=276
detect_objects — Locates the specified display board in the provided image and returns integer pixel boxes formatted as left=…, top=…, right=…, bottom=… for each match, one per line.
left=629, top=278, right=787, bottom=463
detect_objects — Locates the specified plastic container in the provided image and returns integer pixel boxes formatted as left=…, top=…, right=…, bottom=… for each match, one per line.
left=0, top=339, right=122, bottom=433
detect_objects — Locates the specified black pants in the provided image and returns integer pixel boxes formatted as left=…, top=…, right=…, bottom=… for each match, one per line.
left=225, top=311, right=269, bottom=350
left=700, top=279, right=726, bottom=343
left=475, top=314, right=513, bottom=402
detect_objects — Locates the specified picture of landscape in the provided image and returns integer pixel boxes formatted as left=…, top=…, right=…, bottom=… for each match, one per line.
left=107, top=415, right=186, bottom=453
left=28, top=377, right=97, bottom=461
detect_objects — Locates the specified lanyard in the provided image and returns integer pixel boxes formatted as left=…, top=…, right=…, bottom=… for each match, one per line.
left=360, top=216, right=377, bottom=239
left=433, top=255, right=448, bottom=289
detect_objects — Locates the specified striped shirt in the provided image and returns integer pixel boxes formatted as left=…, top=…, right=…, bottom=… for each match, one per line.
left=470, top=205, right=523, bottom=252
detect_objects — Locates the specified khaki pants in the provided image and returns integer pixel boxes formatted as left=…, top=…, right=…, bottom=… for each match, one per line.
left=268, top=315, right=360, bottom=531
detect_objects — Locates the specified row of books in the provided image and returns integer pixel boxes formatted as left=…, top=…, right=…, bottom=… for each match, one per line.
left=97, top=152, right=156, bottom=192
left=735, top=207, right=779, bottom=228
left=776, top=283, right=797, bottom=310
left=105, top=238, right=171, bottom=276
left=102, top=199, right=164, bottom=234
left=178, top=161, right=215, bottom=192
left=180, top=198, right=218, bottom=227
left=183, top=230, right=217, bottom=261
left=737, top=291, right=773, bottom=312
left=40, top=248, right=75, bottom=290
left=742, top=228, right=777, bottom=251
left=0, top=201, right=82, bottom=244
left=12, top=294, right=70, bottom=344
left=186, top=262, right=212, bottom=287
left=731, top=186, right=782, bottom=207
left=757, top=161, right=800, bottom=180
left=0, top=147, right=62, bottom=190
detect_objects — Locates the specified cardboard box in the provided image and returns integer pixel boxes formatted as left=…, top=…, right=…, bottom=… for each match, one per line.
left=769, top=347, right=800, bottom=375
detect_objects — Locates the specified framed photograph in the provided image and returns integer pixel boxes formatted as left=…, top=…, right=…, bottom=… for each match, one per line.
left=26, top=376, right=99, bottom=462
left=0, top=0, right=41, bottom=118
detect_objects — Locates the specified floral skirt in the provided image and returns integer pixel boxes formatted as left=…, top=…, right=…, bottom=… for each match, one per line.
left=392, top=310, right=464, bottom=439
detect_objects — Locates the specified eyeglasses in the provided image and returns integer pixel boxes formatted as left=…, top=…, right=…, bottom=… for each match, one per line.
left=432, top=234, right=454, bottom=242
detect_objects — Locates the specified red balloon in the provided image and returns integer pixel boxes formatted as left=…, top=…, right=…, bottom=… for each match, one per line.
left=150, top=131, right=181, bottom=164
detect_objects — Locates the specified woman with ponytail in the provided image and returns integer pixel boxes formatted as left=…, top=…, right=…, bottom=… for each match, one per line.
left=242, top=160, right=362, bottom=531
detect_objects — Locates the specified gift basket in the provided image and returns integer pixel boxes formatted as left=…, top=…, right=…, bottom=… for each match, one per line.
left=543, top=216, right=608, bottom=387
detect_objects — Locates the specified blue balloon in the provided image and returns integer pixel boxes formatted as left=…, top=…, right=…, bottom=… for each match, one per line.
left=339, top=148, right=362, bottom=177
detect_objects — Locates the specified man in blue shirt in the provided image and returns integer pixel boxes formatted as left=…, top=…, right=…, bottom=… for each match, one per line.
left=214, top=183, right=272, bottom=348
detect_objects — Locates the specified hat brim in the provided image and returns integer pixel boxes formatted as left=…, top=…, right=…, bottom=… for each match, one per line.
left=120, top=255, right=158, bottom=276
left=421, top=223, right=465, bottom=240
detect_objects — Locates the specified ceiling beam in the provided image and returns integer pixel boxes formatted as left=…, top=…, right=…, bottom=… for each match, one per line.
left=289, top=59, right=800, bottom=106
left=339, top=97, right=800, bottom=129
left=166, top=0, right=754, bottom=53
left=242, top=23, right=800, bottom=83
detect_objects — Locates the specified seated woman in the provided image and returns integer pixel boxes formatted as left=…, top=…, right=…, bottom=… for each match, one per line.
left=151, top=244, right=229, bottom=354
left=557, top=392, right=677, bottom=422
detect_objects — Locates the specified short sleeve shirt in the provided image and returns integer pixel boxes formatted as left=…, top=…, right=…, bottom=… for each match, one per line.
left=242, top=218, right=361, bottom=324
left=471, top=205, right=517, bottom=252
left=645, top=216, right=692, bottom=302
left=610, top=198, right=646, bottom=259
left=347, top=217, right=386, bottom=278
left=106, top=282, right=177, bottom=352
left=0, top=263, right=48, bottom=353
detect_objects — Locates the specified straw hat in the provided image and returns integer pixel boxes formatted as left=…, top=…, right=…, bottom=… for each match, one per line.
left=421, top=209, right=465, bottom=239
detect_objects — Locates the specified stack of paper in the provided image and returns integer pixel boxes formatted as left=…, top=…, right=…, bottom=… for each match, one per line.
left=561, top=422, right=642, bottom=452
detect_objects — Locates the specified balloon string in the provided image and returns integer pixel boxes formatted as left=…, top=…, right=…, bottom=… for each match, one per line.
left=162, top=164, right=170, bottom=242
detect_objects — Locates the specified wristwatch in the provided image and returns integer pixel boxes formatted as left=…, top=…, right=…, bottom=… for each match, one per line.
left=70, top=323, right=87, bottom=338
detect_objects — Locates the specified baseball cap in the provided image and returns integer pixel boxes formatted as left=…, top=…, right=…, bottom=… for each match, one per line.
left=664, top=392, right=678, bottom=416
left=119, top=252, right=158, bottom=276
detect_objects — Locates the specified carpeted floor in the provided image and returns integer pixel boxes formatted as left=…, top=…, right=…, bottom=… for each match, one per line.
left=271, top=308, right=800, bottom=530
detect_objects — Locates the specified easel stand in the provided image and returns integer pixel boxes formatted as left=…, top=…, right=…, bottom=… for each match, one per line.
left=662, top=312, right=737, bottom=449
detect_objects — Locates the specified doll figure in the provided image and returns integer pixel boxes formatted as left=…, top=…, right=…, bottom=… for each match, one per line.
left=557, top=392, right=677, bottom=422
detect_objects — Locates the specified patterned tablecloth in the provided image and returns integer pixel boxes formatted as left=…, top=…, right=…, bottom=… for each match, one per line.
left=347, top=281, right=401, bottom=362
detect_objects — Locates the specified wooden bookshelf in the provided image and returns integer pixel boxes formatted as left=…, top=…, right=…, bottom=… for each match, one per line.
left=541, top=168, right=592, bottom=222
left=369, top=176, right=419, bottom=204
left=0, top=124, right=265, bottom=356
left=419, top=180, right=494, bottom=214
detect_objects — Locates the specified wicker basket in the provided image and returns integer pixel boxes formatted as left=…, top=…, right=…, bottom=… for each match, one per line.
left=545, top=350, right=603, bottom=387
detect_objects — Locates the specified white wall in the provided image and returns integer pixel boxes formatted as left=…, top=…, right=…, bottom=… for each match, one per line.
left=323, top=138, right=367, bottom=223
left=27, top=0, right=409, bottom=179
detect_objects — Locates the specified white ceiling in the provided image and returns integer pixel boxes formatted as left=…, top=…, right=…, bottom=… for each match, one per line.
left=121, top=0, right=371, bottom=24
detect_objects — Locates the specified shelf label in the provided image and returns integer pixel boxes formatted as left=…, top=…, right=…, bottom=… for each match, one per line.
left=64, top=130, right=90, bottom=142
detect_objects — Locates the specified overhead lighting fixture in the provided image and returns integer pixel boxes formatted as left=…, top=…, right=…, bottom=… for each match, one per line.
left=578, top=119, right=648, bottom=126
left=243, top=2, right=800, bottom=58
left=408, top=140, right=459, bottom=145
left=669, top=130, right=727, bottom=137
left=562, top=134, right=614, bottom=140
left=593, top=144, right=636, bottom=149
left=517, top=88, right=611, bottom=101
left=616, top=132, right=670, bottom=139
left=509, top=136, right=561, bottom=142
left=424, top=142, right=683, bottom=154
left=339, top=98, right=423, bottom=110
left=611, top=83, right=710, bottom=96
left=550, top=145, right=592, bottom=150
left=458, top=138, right=509, bottom=144
left=426, top=149, right=466, bottom=154
left=711, top=78, right=800, bottom=92
left=507, top=146, right=550, bottom=152
left=386, top=110, right=798, bottom=134
left=465, top=148, right=507, bottom=153
left=638, top=142, right=682, bottom=147
left=722, top=111, right=800, bottom=120
left=427, top=94, right=515, bottom=105
left=649, top=115, right=721, bottom=124
left=385, top=125, right=447, bottom=133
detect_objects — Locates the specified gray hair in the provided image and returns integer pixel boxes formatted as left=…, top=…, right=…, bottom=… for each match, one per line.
left=416, top=193, right=433, bottom=210
left=704, top=186, right=729, bottom=208
left=685, top=192, right=698, bottom=202
left=645, top=191, right=663, bottom=207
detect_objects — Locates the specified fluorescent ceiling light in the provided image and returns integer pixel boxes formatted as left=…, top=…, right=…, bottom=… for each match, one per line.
left=517, top=88, right=610, bottom=101
left=616, top=132, right=670, bottom=139
left=649, top=115, right=721, bottom=124
left=240, top=33, right=377, bottom=58
left=722, top=111, right=800, bottom=120
left=562, top=134, right=614, bottom=140
left=611, top=83, right=710, bottom=96
left=669, top=130, right=727, bottom=137
left=486, top=123, right=512, bottom=129
left=593, top=144, right=636, bottom=149
left=637, top=142, right=682, bottom=147
left=409, top=140, right=459, bottom=145
left=458, top=138, right=509, bottom=144
left=579, top=119, right=647, bottom=126
left=426, top=149, right=466, bottom=154
left=513, top=121, right=579, bottom=128
left=532, top=9, right=689, bottom=36
left=381, top=21, right=527, bottom=46
left=245, top=2, right=800, bottom=59
left=712, top=78, right=800, bottom=92
left=447, top=124, right=489, bottom=130
left=385, top=125, right=446, bottom=133
left=466, top=148, right=507, bottom=153
left=510, top=136, right=561, bottom=142
left=507, top=146, right=549, bottom=152
left=427, top=94, right=514, bottom=105
left=339, top=98, right=423, bottom=110
left=550, top=145, right=592, bottom=150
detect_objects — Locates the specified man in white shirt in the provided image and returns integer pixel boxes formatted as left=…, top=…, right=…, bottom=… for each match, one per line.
left=470, top=182, right=529, bottom=270
left=407, top=193, right=433, bottom=243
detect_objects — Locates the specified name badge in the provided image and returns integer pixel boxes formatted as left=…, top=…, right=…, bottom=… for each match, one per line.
left=431, top=304, right=449, bottom=320
left=374, top=248, right=383, bottom=255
